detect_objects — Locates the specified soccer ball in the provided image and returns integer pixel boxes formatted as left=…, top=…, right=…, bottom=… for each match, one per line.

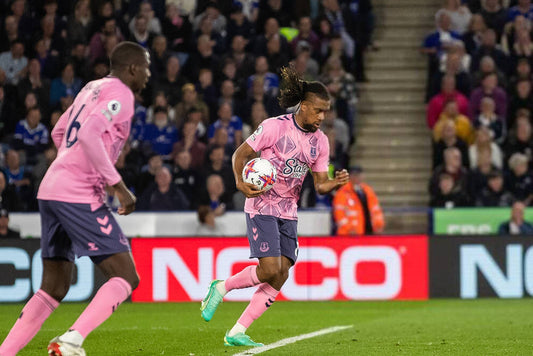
left=242, top=158, right=277, bottom=191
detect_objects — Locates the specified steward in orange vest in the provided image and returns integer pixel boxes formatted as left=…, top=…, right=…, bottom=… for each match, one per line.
left=332, top=166, right=384, bottom=235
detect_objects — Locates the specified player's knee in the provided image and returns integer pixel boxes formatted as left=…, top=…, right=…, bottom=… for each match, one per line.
left=127, top=273, right=140, bottom=291
left=258, top=264, right=282, bottom=282
left=45, top=285, right=70, bottom=302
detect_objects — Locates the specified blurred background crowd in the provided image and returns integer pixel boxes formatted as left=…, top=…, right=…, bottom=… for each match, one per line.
left=423, top=0, right=533, bottom=209
left=0, top=0, right=375, bottom=217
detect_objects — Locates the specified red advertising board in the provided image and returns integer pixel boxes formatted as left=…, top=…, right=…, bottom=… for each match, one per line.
left=131, top=235, right=428, bottom=302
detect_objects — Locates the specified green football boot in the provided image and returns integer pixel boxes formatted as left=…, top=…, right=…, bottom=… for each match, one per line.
left=200, top=280, right=224, bottom=321
left=224, top=332, right=264, bottom=347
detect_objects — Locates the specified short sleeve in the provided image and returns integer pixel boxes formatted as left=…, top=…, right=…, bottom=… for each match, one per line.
left=246, top=118, right=279, bottom=152
left=311, top=132, right=330, bottom=173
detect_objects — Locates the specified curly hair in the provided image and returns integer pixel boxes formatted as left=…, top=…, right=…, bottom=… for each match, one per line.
left=278, top=66, right=330, bottom=109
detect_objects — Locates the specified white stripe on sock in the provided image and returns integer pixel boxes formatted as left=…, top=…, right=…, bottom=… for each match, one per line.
left=232, top=325, right=353, bottom=356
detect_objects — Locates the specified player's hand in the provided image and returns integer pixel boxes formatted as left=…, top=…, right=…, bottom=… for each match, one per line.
left=113, top=181, right=137, bottom=215
left=237, top=181, right=267, bottom=198
left=335, top=169, right=350, bottom=188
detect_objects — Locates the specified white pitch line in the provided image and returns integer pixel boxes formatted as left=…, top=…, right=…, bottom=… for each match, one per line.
left=232, top=325, right=353, bottom=356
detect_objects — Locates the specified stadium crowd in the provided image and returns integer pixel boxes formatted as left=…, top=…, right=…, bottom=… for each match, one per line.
left=0, top=0, right=374, bottom=215
left=424, top=0, right=533, bottom=208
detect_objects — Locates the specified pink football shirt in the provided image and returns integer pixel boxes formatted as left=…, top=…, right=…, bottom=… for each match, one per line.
left=244, top=114, right=330, bottom=220
left=38, top=77, right=133, bottom=206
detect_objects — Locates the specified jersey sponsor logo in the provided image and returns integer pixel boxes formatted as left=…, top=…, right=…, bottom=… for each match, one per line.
left=282, top=158, right=308, bottom=178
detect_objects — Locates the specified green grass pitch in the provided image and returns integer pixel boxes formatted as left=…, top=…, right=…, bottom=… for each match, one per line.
left=0, top=300, right=531, bottom=355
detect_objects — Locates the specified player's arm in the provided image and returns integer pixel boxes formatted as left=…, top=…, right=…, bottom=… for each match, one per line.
left=51, top=108, right=71, bottom=148
left=77, top=111, right=136, bottom=215
left=232, top=141, right=265, bottom=198
left=312, top=170, right=349, bottom=195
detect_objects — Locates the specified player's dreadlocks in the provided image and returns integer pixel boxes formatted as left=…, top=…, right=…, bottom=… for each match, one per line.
left=278, top=65, right=330, bottom=109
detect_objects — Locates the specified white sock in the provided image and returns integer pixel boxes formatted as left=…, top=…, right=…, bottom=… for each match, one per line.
left=228, top=322, right=247, bottom=337
left=216, top=281, right=227, bottom=296
left=60, top=329, right=84, bottom=346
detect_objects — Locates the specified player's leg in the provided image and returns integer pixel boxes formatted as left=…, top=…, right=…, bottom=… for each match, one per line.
left=0, top=259, right=73, bottom=356
left=48, top=202, right=133, bottom=355
left=56, top=252, right=138, bottom=348
left=201, top=214, right=276, bottom=322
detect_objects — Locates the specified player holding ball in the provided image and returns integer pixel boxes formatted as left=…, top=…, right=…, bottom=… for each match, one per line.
left=201, top=65, right=350, bottom=347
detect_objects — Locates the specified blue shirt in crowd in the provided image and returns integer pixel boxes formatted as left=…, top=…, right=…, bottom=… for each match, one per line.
left=208, top=116, right=243, bottom=146
left=143, top=123, right=179, bottom=156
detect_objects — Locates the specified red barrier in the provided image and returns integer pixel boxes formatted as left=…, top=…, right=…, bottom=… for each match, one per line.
left=131, top=235, right=428, bottom=302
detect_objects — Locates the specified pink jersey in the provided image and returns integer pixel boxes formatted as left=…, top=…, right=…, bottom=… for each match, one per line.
left=38, top=77, right=133, bottom=206
left=244, top=114, right=330, bottom=220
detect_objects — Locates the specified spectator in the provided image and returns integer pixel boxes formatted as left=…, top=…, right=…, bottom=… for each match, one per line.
left=146, top=91, right=176, bottom=124
left=436, top=0, right=472, bottom=35
left=249, top=101, right=269, bottom=134
left=247, top=56, right=280, bottom=97
left=174, top=83, right=210, bottom=129
left=476, top=170, right=514, bottom=207
left=427, top=74, right=470, bottom=129
left=208, top=102, right=243, bottom=148
left=155, top=56, right=188, bottom=107
left=321, top=0, right=355, bottom=61
left=193, top=1, right=227, bottom=34
left=265, top=35, right=289, bottom=76
left=219, top=79, right=246, bottom=120
left=68, top=42, right=91, bottom=82
left=4, top=149, right=34, bottom=211
left=290, top=16, right=320, bottom=56
left=136, top=153, right=163, bottom=197
left=428, top=51, right=472, bottom=99
left=468, top=148, right=496, bottom=199
left=332, top=165, right=384, bottom=235
left=256, top=0, right=294, bottom=31
left=66, top=0, right=92, bottom=46
left=223, top=35, right=256, bottom=83
left=245, top=75, right=283, bottom=117
left=480, top=0, right=506, bottom=38
left=421, top=11, right=461, bottom=57
left=149, top=36, right=170, bottom=80
left=473, top=97, right=505, bottom=144
left=469, top=72, right=507, bottom=119
left=463, top=14, right=486, bottom=55
left=17, top=59, right=50, bottom=122
left=504, top=116, right=533, bottom=166
left=320, top=56, right=357, bottom=135
left=33, top=38, right=61, bottom=80
left=472, top=56, right=506, bottom=88
left=128, top=1, right=162, bottom=36
left=161, top=3, right=192, bottom=54
left=507, top=79, right=533, bottom=127
left=32, top=146, right=57, bottom=189
left=184, top=34, right=220, bottom=83
left=88, top=17, right=123, bottom=63
left=0, top=39, right=27, bottom=86
left=138, top=166, right=189, bottom=211
left=200, top=145, right=236, bottom=205
left=142, top=106, right=178, bottom=159
left=293, top=46, right=320, bottom=81
left=505, top=152, right=533, bottom=204
left=13, top=107, right=49, bottom=165
left=509, top=28, right=533, bottom=67
left=200, top=172, right=235, bottom=212
left=226, top=2, right=255, bottom=40
left=507, top=0, right=533, bottom=22
left=430, top=147, right=469, bottom=198
left=195, top=205, right=225, bottom=236
left=172, top=118, right=207, bottom=170
left=471, top=28, right=508, bottom=74
left=508, top=58, right=532, bottom=95
left=197, top=68, right=218, bottom=120
left=128, top=15, right=155, bottom=49
left=171, top=149, right=199, bottom=203
left=433, top=100, right=475, bottom=144
left=433, top=120, right=470, bottom=168
left=430, top=172, right=469, bottom=208
left=49, top=62, right=82, bottom=109
left=469, top=126, right=503, bottom=169
left=36, top=14, right=65, bottom=56
left=0, top=171, right=20, bottom=212
left=0, top=16, right=19, bottom=53
left=0, top=208, right=20, bottom=238
left=498, top=201, right=533, bottom=235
